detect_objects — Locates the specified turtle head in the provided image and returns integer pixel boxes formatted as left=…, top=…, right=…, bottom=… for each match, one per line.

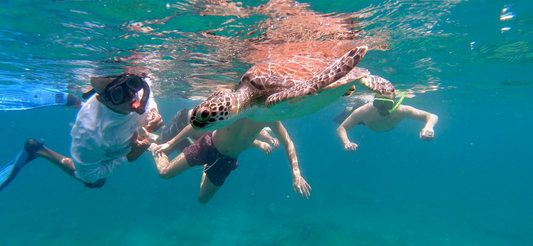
left=190, top=91, right=240, bottom=130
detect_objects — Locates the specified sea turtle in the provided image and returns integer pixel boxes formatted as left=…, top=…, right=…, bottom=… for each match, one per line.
left=190, top=46, right=395, bottom=130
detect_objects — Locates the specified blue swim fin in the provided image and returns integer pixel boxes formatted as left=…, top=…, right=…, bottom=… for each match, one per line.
left=0, top=150, right=29, bottom=192
left=0, top=88, right=70, bottom=111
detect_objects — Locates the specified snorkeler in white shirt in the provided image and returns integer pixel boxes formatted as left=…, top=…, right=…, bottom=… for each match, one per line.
left=0, top=74, right=163, bottom=191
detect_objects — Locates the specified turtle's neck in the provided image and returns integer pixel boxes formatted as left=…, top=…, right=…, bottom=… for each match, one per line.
left=230, top=87, right=258, bottom=117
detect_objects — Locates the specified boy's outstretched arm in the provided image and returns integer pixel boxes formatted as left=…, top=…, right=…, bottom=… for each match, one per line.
left=151, top=124, right=200, bottom=154
left=337, top=105, right=368, bottom=152
left=400, top=105, right=439, bottom=141
left=267, top=121, right=311, bottom=199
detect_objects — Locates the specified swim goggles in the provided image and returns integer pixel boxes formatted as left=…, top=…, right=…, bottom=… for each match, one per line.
left=373, top=91, right=406, bottom=114
left=103, top=74, right=143, bottom=105
left=373, top=97, right=395, bottom=110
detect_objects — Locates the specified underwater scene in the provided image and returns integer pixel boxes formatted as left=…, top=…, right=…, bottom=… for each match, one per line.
left=1, top=0, right=532, bottom=245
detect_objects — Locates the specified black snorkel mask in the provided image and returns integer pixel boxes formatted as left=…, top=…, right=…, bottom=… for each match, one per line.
left=82, top=74, right=150, bottom=115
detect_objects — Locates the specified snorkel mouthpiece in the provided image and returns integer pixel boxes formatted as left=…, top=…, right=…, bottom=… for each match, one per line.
left=132, top=100, right=145, bottom=114
left=132, top=101, right=141, bottom=109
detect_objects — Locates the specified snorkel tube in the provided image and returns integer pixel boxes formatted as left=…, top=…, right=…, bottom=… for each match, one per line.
left=132, top=77, right=150, bottom=115
left=388, top=91, right=406, bottom=114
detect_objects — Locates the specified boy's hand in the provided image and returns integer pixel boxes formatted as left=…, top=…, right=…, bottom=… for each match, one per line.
left=151, top=143, right=171, bottom=156
left=145, top=109, right=163, bottom=133
left=292, top=173, right=311, bottom=199
left=420, top=128, right=434, bottom=141
left=344, top=142, right=358, bottom=152
left=126, top=129, right=151, bottom=162
left=269, top=138, right=279, bottom=150
left=258, top=142, right=273, bottom=156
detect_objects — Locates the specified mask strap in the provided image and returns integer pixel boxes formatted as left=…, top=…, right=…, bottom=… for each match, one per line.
left=134, top=77, right=150, bottom=115
left=82, top=89, right=96, bottom=99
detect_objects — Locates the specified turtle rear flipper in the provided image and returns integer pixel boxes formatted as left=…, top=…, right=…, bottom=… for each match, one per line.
left=360, top=75, right=395, bottom=95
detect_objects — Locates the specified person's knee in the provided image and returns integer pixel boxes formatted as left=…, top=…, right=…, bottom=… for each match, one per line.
left=158, top=171, right=174, bottom=179
left=61, top=157, right=76, bottom=170
left=198, top=196, right=211, bottom=204
left=157, top=166, right=176, bottom=179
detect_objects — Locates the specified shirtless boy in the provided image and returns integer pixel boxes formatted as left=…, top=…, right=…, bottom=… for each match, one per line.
left=153, top=108, right=279, bottom=156
left=151, top=117, right=311, bottom=204
left=336, top=90, right=438, bottom=152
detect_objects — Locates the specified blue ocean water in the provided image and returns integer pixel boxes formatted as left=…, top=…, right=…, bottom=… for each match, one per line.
left=1, top=0, right=532, bottom=245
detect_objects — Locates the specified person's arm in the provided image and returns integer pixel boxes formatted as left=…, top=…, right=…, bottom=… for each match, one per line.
left=151, top=124, right=200, bottom=154
left=399, top=105, right=439, bottom=141
left=257, top=128, right=279, bottom=149
left=267, top=121, right=311, bottom=198
left=251, top=139, right=273, bottom=156
left=141, top=84, right=163, bottom=133
left=336, top=104, right=369, bottom=152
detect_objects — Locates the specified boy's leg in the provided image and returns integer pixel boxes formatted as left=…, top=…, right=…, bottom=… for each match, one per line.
left=24, top=139, right=104, bottom=188
left=26, top=139, right=77, bottom=179
left=154, top=152, right=191, bottom=179
left=198, top=172, right=220, bottom=204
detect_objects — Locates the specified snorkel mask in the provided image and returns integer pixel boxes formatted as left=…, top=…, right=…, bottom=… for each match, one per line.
left=373, top=91, right=406, bottom=116
left=82, top=74, right=150, bottom=115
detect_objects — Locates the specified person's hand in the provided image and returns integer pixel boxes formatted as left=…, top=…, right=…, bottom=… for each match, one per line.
left=292, top=172, right=311, bottom=199
left=258, top=142, right=273, bottom=156
left=420, top=128, right=434, bottom=141
left=344, top=142, right=358, bottom=152
left=144, top=109, right=163, bottom=133
left=151, top=147, right=169, bottom=167
left=151, top=143, right=172, bottom=156
left=269, top=138, right=279, bottom=150
left=126, top=129, right=151, bottom=162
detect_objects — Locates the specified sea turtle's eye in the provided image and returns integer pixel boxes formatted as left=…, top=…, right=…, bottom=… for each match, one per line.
left=198, top=109, right=210, bottom=121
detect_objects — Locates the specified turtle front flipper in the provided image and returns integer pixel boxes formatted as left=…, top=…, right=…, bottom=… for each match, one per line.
left=266, top=46, right=368, bottom=106
left=360, top=75, right=395, bottom=95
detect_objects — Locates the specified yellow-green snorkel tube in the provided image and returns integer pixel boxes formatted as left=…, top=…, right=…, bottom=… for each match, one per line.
left=388, top=91, right=406, bottom=114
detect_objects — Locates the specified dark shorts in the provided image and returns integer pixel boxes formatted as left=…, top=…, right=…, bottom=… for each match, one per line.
left=183, top=132, right=238, bottom=187
left=83, top=178, right=106, bottom=189
left=160, top=108, right=191, bottom=153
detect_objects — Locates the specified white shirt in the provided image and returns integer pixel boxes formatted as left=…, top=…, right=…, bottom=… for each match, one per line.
left=70, top=90, right=157, bottom=183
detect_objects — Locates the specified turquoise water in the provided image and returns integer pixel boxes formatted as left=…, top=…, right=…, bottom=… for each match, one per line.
left=1, top=0, right=532, bottom=245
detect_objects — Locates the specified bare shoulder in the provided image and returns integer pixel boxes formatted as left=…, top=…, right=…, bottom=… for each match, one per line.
left=351, top=103, right=374, bottom=118
left=398, top=105, right=417, bottom=112
left=345, top=103, right=370, bottom=116
left=395, top=105, right=418, bottom=116
left=359, top=103, right=374, bottom=111
left=396, top=105, right=436, bottom=120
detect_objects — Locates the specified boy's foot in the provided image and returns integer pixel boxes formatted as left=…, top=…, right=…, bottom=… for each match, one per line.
left=24, top=138, right=44, bottom=164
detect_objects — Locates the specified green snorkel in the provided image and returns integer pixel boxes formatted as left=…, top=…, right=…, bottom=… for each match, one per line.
left=388, top=91, right=406, bottom=114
